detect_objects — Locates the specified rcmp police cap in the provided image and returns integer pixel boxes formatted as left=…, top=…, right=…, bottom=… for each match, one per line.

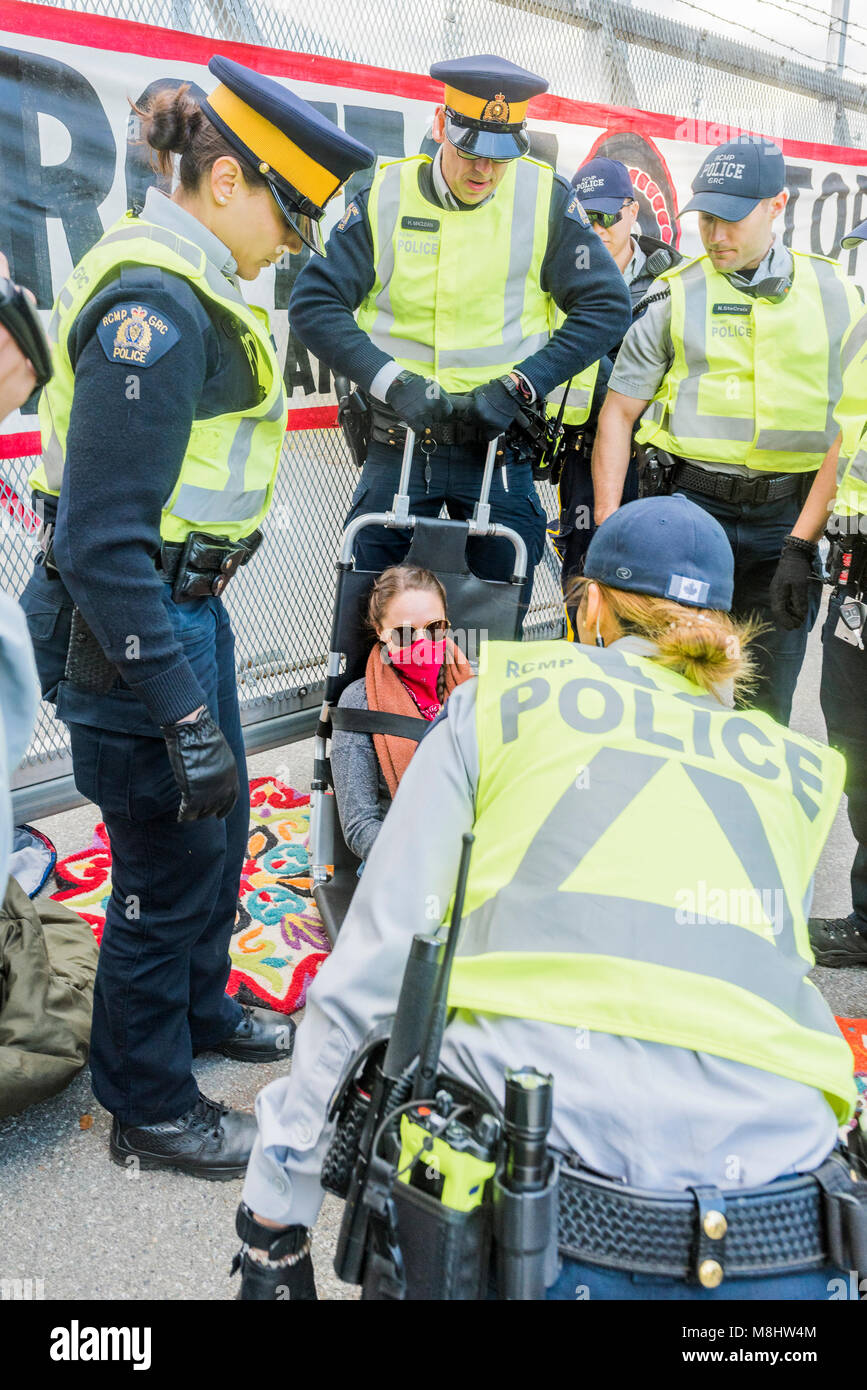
left=430, top=54, right=548, bottom=160
left=202, top=56, right=374, bottom=253
left=679, top=135, right=785, bottom=222
left=572, top=156, right=635, bottom=214
left=842, top=220, right=867, bottom=248
left=584, top=495, right=734, bottom=611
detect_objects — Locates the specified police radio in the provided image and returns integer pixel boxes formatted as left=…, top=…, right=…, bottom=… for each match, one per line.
left=330, top=832, right=559, bottom=1300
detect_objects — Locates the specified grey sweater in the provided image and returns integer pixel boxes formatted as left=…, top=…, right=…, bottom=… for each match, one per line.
left=332, top=678, right=392, bottom=861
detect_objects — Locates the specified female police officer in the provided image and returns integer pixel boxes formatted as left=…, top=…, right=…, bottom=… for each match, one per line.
left=233, top=495, right=861, bottom=1298
left=20, top=58, right=373, bottom=1178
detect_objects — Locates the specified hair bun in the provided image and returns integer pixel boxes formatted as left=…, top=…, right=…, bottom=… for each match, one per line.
left=142, top=84, right=202, bottom=154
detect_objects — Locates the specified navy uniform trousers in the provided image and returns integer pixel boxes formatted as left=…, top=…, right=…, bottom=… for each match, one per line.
left=346, top=438, right=547, bottom=600
left=675, top=485, right=821, bottom=726
left=20, top=561, right=245, bottom=1126
left=820, top=585, right=867, bottom=936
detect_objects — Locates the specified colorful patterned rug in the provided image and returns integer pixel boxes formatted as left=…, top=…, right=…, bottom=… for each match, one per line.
left=49, top=777, right=330, bottom=1015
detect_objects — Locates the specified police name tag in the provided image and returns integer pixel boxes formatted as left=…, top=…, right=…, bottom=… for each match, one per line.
left=712, top=303, right=752, bottom=315
left=401, top=216, right=440, bottom=232
left=834, top=598, right=867, bottom=649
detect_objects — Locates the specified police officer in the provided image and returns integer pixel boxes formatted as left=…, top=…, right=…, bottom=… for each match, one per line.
left=231, top=496, right=860, bottom=1300
left=592, top=136, right=864, bottom=724
left=770, top=216, right=867, bottom=968
left=19, top=59, right=373, bottom=1177
left=288, top=55, right=631, bottom=602
left=549, top=156, right=683, bottom=611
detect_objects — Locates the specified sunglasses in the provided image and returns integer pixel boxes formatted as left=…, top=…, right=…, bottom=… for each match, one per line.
left=585, top=201, right=636, bottom=229
left=383, top=620, right=449, bottom=650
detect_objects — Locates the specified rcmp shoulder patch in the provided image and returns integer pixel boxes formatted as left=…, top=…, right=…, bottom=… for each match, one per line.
left=564, top=191, right=591, bottom=228
left=337, top=201, right=362, bottom=233
left=95, top=303, right=181, bottom=368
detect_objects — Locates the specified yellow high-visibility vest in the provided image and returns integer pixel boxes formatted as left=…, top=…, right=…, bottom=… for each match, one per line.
left=832, top=310, right=867, bottom=518
left=357, top=154, right=554, bottom=393
left=444, top=639, right=855, bottom=1122
left=31, top=212, right=286, bottom=544
left=636, top=251, right=861, bottom=473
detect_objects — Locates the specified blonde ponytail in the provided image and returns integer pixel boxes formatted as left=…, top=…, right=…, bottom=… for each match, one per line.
left=568, top=577, right=761, bottom=704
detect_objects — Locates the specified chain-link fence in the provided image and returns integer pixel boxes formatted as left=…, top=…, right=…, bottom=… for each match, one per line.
left=6, top=0, right=867, bottom=817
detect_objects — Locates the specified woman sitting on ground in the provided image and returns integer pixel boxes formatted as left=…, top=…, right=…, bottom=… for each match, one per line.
left=332, top=564, right=473, bottom=863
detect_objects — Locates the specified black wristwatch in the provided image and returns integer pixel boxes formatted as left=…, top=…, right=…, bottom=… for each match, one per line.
left=499, top=372, right=533, bottom=404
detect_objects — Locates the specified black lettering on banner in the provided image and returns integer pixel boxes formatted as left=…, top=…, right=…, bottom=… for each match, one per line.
left=782, top=164, right=812, bottom=249
left=126, top=77, right=206, bottom=213
left=846, top=174, right=867, bottom=277
left=0, top=47, right=115, bottom=306
left=343, top=105, right=405, bottom=207
left=811, top=170, right=848, bottom=259
left=500, top=677, right=549, bottom=743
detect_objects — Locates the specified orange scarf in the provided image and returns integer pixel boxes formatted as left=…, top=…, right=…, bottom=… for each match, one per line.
left=365, top=638, right=473, bottom=797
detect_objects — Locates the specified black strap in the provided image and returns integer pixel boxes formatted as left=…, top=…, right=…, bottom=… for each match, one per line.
left=330, top=706, right=429, bottom=742
left=235, top=1203, right=307, bottom=1259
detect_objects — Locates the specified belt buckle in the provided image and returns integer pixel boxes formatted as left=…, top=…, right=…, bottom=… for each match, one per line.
left=822, top=1185, right=867, bottom=1274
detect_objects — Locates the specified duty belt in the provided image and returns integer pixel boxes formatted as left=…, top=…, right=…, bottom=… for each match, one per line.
left=370, top=402, right=488, bottom=449
left=557, top=1152, right=867, bottom=1284
left=673, top=460, right=804, bottom=506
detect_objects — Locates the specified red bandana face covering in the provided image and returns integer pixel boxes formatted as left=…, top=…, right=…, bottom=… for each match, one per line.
left=388, top=637, right=447, bottom=718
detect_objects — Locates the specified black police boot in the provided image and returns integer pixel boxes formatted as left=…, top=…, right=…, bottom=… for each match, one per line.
left=214, top=1005, right=296, bottom=1063
left=809, top=916, right=867, bottom=967
left=231, top=1202, right=317, bottom=1300
left=109, top=1094, right=256, bottom=1180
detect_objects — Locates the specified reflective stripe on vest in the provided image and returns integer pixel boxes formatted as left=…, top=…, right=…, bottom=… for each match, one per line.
left=32, top=214, right=286, bottom=543
left=357, top=155, right=553, bottom=392
left=545, top=301, right=599, bottom=427
left=636, top=251, right=859, bottom=473
left=832, top=309, right=867, bottom=519
left=445, top=640, right=855, bottom=1121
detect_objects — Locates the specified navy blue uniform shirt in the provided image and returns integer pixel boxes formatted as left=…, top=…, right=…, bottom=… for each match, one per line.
left=43, top=205, right=261, bottom=727
left=289, top=159, right=632, bottom=399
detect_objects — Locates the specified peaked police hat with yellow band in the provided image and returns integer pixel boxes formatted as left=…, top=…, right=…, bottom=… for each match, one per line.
left=430, top=54, right=548, bottom=160
left=202, top=56, right=375, bottom=254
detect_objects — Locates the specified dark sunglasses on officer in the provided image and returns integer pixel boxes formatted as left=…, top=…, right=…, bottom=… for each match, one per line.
left=585, top=197, right=638, bottom=228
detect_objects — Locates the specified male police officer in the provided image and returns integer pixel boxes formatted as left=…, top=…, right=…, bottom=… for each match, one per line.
left=231, top=497, right=860, bottom=1300
left=770, top=216, right=867, bottom=967
left=289, top=55, right=631, bottom=601
left=550, top=156, right=682, bottom=604
left=592, top=136, right=864, bottom=724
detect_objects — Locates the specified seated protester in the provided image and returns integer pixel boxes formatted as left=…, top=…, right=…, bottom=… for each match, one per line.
left=232, top=496, right=862, bottom=1301
left=332, top=564, right=473, bottom=862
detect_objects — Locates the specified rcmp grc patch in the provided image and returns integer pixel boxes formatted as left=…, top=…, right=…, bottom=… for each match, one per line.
left=565, top=191, right=591, bottom=228
left=96, top=303, right=181, bottom=367
left=337, top=201, right=362, bottom=232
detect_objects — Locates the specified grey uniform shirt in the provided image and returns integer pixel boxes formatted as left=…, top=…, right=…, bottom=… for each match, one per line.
left=609, top=237, right=794, bottom=476
left=242, top=638, right=837, bottom=1227
left=0, top=593, right=39, bottom=899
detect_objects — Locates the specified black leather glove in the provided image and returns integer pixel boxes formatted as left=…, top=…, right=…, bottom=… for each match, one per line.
left=161, top=707, right=240, bottom=822
left=769, top=535, right=818, bottom=631
left=467, top=375, right=526, bottom=441
left=385, top=369, right=454, bottom=434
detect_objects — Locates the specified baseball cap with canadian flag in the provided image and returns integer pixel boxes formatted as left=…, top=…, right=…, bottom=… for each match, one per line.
left=584, top=495, right=734, bottom=611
